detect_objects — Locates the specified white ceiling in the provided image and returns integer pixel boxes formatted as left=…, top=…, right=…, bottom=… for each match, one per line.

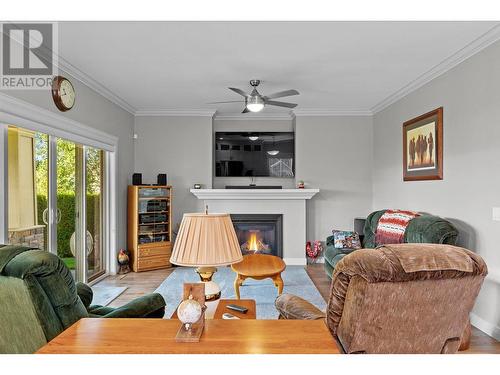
left=57, top=21, right=500, bottom=114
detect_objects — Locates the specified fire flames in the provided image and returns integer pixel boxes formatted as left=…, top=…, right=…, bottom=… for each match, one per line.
left=241, top=231, right=271, bottom=254
left=248, top=232, right=259, bottom=251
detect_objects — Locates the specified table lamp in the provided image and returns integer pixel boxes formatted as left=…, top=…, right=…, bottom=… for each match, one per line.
left=170, top=210, right=243, bottom=301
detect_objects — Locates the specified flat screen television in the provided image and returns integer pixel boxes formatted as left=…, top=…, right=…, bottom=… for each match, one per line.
left=215, top=132, right=295, bottom=178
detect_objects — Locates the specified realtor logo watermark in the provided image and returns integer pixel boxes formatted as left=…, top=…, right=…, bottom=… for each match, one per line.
left=1, top=22, right=58, bottom=89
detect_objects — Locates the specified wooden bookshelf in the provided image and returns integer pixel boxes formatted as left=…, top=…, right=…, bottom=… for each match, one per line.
left=127, top=185, right=173, bottom=272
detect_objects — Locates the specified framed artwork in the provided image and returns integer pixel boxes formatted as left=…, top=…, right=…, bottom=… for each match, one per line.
left=403, top=107, right=443, bottom=181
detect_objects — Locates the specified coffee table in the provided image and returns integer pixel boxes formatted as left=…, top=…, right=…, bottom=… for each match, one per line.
left=231, top=254, right=286, bottom=299
left=36, top=318, right=340, bottom=354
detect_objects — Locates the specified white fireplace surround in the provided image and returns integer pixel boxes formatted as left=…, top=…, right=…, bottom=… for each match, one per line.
left=190, top=189, right=319, bottom=265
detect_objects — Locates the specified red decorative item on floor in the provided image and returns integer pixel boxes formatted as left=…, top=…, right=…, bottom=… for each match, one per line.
left=306, top=241, right=321, bottom=258
left=305, top=241, right=313, bottom=257
left=313, top=240, right=323, bottom=258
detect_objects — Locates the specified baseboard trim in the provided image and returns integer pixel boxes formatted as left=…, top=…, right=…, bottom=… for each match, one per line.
left=470, top=313, right=500, bottom=341
left=283, top=257, right=307, bottom=266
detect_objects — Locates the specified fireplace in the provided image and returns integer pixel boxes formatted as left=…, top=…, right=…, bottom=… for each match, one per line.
left=231, top=214, right=283, bottom=258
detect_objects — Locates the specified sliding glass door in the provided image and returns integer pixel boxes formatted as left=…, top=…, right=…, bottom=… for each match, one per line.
left=86, top=147, right=105, bottom=281
left=6, top=125, right=107, bottom=283
left=7, top=126, right=49, bottom=251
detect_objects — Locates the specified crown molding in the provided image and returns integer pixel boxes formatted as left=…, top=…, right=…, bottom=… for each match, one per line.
left=0, top=24, right=136, bottom=115
left=135, top=109, right=216, bottom=117
left=0, top=92, right=118, bottom=151
left=371, top=24, right=500, bottom=114
left=293, top=108, right=373, bottom=116
left=56, top=56, right=137, bottom=114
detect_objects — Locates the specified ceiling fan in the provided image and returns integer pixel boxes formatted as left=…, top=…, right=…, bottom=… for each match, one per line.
left=209, top=80, right=299, bottom=113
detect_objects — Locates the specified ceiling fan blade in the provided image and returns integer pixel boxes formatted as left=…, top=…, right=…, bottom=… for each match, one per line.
left=207, top=100, right=244, bottom=104
left=242, top=107, right=249, bottom=113
left=265, top=100, right=298, bottom=108
left=264, top=89, right=299, bottom=100
left=229, top=87, right=249, bottom=97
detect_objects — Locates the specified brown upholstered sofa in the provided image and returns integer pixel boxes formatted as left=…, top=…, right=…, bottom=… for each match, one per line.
left=276, top=244, right=487, bottom=354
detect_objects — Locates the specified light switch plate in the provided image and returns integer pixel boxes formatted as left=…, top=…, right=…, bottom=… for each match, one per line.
left=493, top=207, right=500, bottom=221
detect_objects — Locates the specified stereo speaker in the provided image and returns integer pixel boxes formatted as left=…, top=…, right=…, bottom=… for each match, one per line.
left=132, top=173, right=142, bottom=186
left=157, top=173, right=167, bottom=186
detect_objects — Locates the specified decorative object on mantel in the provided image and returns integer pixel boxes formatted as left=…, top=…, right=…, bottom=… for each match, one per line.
left=297, top=180, right=305, bottom=189
left=403, top=107, right=443, bottom=181
left=170, top=207, right=243, bottom=301
left=193, top=183, right=202, bottom=189
left=175, top=283, right=206, bottom=343
left=117, top=249, right=131, bottom=274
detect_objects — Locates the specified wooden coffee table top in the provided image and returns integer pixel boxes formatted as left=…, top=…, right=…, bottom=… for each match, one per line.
left=36, top=318, right=339, bottom=354
left=231, top=254, right=286, bottom=278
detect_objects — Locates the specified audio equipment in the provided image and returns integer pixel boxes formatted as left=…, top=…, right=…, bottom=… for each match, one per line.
left=132, top=173, right=142, bottom=186
left=157, top=173, right=167, bottom=186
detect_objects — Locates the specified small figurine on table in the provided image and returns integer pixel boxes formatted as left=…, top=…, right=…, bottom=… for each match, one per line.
left=117, top=249, right=131, bottom=274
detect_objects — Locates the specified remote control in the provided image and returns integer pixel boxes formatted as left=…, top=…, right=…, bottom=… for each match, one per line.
left=226, top=304, right=248, bottom=314
left=222, top=313, right=240, bottom=320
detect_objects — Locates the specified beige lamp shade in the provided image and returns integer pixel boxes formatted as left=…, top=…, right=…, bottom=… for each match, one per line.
left=170, top=213, right=243, bottom=267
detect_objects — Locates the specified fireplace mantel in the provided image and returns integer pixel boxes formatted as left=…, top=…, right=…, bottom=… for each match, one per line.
left=190, top=188, right=319, bottom=265
left=190, top=188, right=319, bottom=200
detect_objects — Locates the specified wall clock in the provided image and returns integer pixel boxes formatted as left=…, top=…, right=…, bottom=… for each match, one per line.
left=51, top=76, right=76, bottom=112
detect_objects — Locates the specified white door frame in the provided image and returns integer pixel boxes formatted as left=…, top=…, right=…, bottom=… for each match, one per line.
left=0, top=92, right=118, bottom=281
left=0, top=125, right=7, bottom=243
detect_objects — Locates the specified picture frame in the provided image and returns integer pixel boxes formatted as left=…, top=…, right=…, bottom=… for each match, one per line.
left=403, top=107, right=443, bottom=181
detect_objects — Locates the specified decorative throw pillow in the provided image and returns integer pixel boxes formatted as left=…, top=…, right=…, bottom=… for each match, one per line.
left=332, top=230, right=362, bottom=249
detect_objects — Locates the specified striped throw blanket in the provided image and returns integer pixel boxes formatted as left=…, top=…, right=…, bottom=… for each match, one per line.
left=375, top=209, right=420, bottom=245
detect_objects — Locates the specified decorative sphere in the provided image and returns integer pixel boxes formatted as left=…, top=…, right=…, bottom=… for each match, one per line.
left=177, top=296, right=202, bottom=327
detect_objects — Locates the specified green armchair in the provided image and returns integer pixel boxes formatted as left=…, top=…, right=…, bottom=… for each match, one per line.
left=324, top=210, right=459, bottom=278
left=0, top=245, right=166, bottom=353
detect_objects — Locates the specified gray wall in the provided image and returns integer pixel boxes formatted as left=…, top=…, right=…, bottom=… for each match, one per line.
left=372, top=40, right=500, bottom=338
left=1, top=74, right=135, bottom=255
left=213, top=118, right=296, bottom=188
left=135, top=115, right=374, bottom=246
left=133, top=116, right=213, bottom=233
left=295, top=116, right=374, bottom=241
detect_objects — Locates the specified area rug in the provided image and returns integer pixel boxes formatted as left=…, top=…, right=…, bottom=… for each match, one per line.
left=91, top=286, right=127, bottom=306
left=154, top=266, right=326, bottom=319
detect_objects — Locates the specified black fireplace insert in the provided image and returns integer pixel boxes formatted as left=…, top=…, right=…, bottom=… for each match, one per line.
left=230, top=214, right=283, bottom=258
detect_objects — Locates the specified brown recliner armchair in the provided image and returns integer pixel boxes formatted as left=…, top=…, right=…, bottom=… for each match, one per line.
left=276, top=244, right=487, bottom=354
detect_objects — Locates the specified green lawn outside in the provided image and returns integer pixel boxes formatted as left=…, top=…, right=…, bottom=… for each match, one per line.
left=62, top=257, right=75, bottom=270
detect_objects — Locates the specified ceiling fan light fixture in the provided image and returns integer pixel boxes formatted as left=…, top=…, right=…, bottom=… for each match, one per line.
left=247, top=103, right=264, bottom=112
left=248, top=136, right=259, bottom=141
left=267, top=150, right=280, bottom=156
left=246, top=96, right=265, bottom=112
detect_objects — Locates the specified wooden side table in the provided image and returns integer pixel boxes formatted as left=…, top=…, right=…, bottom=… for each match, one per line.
left=231, top=254, right=286, bottom=299
left=171, top=299, right=256, bottom=319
